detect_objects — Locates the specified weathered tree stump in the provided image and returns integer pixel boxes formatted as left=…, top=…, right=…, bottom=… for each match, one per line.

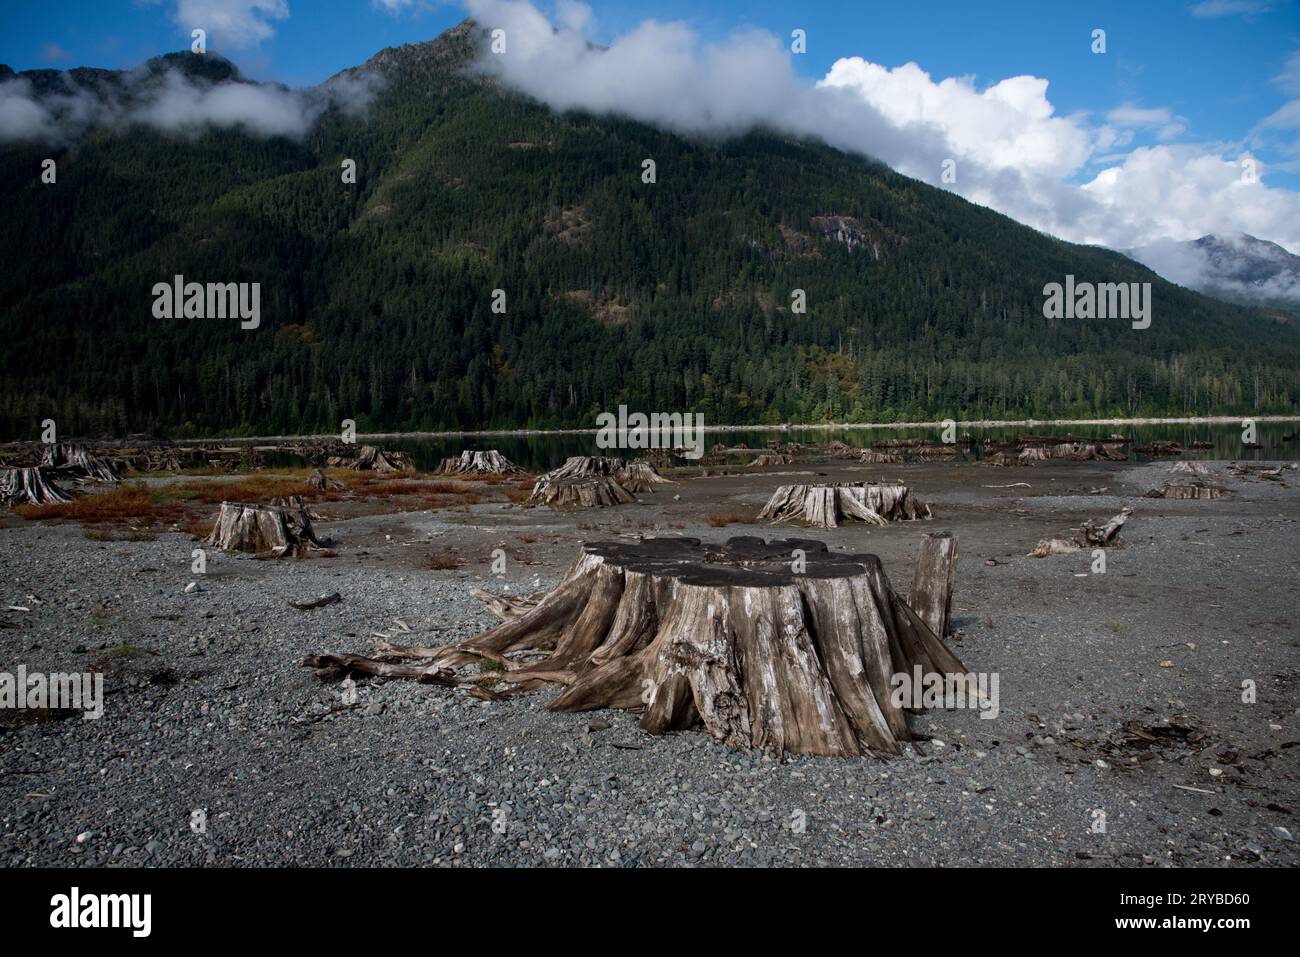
left=911, top=532, right=958, bottom=638
left=914, top=444, right=957, bottom=460
left=203, top=500, right=333, bottom=557
left=757, top=482, right=932, bottom=528
left=747, top=452, right=792, bottom=467
left=859, top=449, right=903, bottom=464
left=529, top=456, right=628, bottom=504
left=407, top=537, right=969, bottom=756
left=1146, top=483, right=1227, bottom=500
left=1, top=468, right=73, bottom=506
left=527, top=475, right=633, bottom=508
left=615, top=460, right=673, bottom=493
left=327, top=445, right=412, bottom=472
left=1134, top=441, right=1183, bottom=456
left=543, top=455, right=625, bottom=480
left=437, top=450, right=522, bottom=475
left=305, top=468, right=344, bottom=492
left=39, top=443, right=119, bottom=483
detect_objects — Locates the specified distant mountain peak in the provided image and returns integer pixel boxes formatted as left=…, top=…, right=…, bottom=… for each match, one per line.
left=1129, top=232, right=1300, bottom=312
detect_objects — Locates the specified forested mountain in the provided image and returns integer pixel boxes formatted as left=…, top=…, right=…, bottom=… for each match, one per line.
left=2, top=20, right=1299, bottom=438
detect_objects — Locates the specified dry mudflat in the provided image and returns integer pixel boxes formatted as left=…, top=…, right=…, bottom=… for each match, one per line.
left=0, top=457, right=1297, bottom=867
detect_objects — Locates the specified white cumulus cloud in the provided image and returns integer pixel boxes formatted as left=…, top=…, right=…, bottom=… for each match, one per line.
left=466, top=0, right=1300, bottom=267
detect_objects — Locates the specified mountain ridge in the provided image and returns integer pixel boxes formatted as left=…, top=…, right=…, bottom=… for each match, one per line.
left=1, top=20, right=1298, bottom=437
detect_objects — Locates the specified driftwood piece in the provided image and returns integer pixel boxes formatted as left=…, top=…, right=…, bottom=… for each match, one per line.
left=615, top=459, right=673, bottom=492
left=39, top=443, right=119, bottom=482
left=528, top=475, right=633, bottom=508
left=1078, top=507, right=1132, bottom=547
left=1031, top=507, right=1132, bottom=557
left=404, top=537, right=970, bottom=757
left=290, top=592, right=343, bottom=611
left=757, top=482, right=932, bottom=528
left=204, top=500, right=334, bottom=558
left=437, top=450, right=522, bottom=475
left=1, top=468, right=73, bottom=506
left=910, top=532, right=958, bottom=638
left=301, top=653, right=458, bottom=684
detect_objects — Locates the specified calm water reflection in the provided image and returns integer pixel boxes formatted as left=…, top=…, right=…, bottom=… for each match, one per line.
left=232, top=422, right=1300, bottom=472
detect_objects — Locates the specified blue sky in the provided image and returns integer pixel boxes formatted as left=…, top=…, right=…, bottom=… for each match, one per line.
left=3, top=1, right=1299, bottom=254
left=4, top=2, right=1295, bottom=134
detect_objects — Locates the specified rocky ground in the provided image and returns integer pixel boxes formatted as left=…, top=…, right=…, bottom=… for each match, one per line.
left=1, top=457, right=1297, bottom=867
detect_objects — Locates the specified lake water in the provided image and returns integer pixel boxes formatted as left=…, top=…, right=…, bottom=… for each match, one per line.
left=245, top=421, right=1300, bottom=472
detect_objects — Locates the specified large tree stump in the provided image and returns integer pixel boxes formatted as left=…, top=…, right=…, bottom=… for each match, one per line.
left=911, top=532, right=958, bottom=638
left=203, top=499, right=333, bottom=557
left=529, top=456, right=628, bottom=503
left=437, top=450, right=522, bottom=475
left=541, top=455, right=625, bottom=481
left=527, top=475, right=634, bottom=508
left=1, top=468, right=73, bottom=506
left=615, top=460, right=673, bottom=492
left=39, top=443, right=119, bottom=483
left=757, top=482, right=932, bottom=528
left=418, top=537, right=970, bottom=756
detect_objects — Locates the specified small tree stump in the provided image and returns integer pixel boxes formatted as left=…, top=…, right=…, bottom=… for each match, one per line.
left=437, top=450, right=522, bottom=475
left=1, top=468, right=73, bottom=506
left=758, top=482, right=932, bottom=528
left=911, top=532, right=958, bottom=638
left=1146, top=483, right=1226, bottom=500
left=403, top=537, right=970, bottom=756
left=615, top=460, right=673, bottom=492
left=914, top=445, right=957, bottom=460
left=747, top=452, right=792, bottom=467
left=327, top=445, right=412, bottom=471
left=528, top=475, right=633, bottom=508
left=859, top=449, right=903, bottom=464
left=305, top=468, right=344, bottom=491
left=204, top=500, right=333, bottom=557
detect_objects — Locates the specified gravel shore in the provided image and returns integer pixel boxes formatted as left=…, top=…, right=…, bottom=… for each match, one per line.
left=1, top=459, right=1297, bottom=867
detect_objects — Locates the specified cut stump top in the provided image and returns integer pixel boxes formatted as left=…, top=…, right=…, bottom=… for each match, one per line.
left=582, top=536, right=882, bottom=587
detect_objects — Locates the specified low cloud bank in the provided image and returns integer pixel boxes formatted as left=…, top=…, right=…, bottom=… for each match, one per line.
left=0, top=62, right=380, bottom=144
